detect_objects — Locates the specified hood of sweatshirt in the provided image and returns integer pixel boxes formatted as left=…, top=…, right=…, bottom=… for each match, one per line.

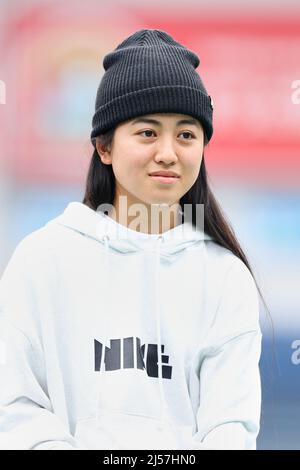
left=52, top=202, right=212, bottom=258
left=48, top=201, right=213, bottom=437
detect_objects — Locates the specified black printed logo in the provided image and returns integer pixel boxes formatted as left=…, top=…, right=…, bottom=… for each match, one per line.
left=94, top=337, right=172, bottom=379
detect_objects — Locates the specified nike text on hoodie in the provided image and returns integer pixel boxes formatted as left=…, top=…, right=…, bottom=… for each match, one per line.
left=0, top=202, right=262, bottom=450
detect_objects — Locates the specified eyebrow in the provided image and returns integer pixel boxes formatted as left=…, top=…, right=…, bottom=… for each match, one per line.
left=130, top=116, right=201, bottom=129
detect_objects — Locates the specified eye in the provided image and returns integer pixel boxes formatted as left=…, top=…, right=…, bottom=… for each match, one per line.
left=139, top=130, right=155, bottom=138
left=138, top=130, right=195, bottom=139
left=180, top=131, right=195, bottom=140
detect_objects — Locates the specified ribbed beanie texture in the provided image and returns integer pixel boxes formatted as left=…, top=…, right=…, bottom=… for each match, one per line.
left=91, top=29, right=213, bottom=145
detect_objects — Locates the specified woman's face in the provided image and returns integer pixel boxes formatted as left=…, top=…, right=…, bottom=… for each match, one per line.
left=96, top=112, right=205, bottom=210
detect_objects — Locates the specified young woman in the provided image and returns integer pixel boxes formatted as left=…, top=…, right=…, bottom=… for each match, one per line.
left=0, top=29, right=265, bottom=450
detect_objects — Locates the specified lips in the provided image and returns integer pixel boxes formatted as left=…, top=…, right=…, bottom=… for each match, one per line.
left=148, top=171, right=180, bottom=178
left=149, top=174, right=180, bottom=184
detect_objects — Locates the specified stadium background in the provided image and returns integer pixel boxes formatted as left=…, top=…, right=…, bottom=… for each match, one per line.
left=0, top=0, right=299, bottom=449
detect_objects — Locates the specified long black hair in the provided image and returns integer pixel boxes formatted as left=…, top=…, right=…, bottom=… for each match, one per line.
left=82, top=127, right=273, bottom=334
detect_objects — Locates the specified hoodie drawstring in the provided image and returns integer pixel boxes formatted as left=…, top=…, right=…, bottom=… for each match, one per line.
left=96, top=234, right=110, bottom=423
left=154, top=235, right=171, bottom=429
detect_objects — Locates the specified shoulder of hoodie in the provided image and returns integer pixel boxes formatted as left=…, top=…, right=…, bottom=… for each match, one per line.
left=5, top=219, right=71, bottom=271
left=205, top=240, right=260, bottom=326
left=6, top=228, right=52, bottom=270
left=11, top=213, right=83, bottom=259
left=199, top=242, right=261, bottom=349
left=205, top=239, right=258, bottom=291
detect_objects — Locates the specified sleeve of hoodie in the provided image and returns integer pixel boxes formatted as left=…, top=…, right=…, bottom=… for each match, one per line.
left=190, top=257, right=262, bottom=450
left=0, top=238, right=86, bottom=450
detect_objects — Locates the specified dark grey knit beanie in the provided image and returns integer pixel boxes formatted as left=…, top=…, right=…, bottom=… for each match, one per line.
left=91, top=28, right=213, bottom=146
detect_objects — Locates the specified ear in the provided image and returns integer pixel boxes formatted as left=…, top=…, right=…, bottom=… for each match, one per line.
left=95, top=138, right=112, bottom=165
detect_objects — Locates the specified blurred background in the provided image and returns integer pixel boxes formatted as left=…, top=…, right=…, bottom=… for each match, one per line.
left=0, top=0, right=299, bottom=449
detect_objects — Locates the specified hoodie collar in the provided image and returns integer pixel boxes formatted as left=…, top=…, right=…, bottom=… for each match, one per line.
left=50, top=201, right=212, bottom=260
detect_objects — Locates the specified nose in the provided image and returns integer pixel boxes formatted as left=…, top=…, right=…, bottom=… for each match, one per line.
left=153, top=138, right=179, bottom=165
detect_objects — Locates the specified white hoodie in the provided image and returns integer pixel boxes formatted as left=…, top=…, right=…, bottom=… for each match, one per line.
left=0, top=201, right=262, bottom=450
